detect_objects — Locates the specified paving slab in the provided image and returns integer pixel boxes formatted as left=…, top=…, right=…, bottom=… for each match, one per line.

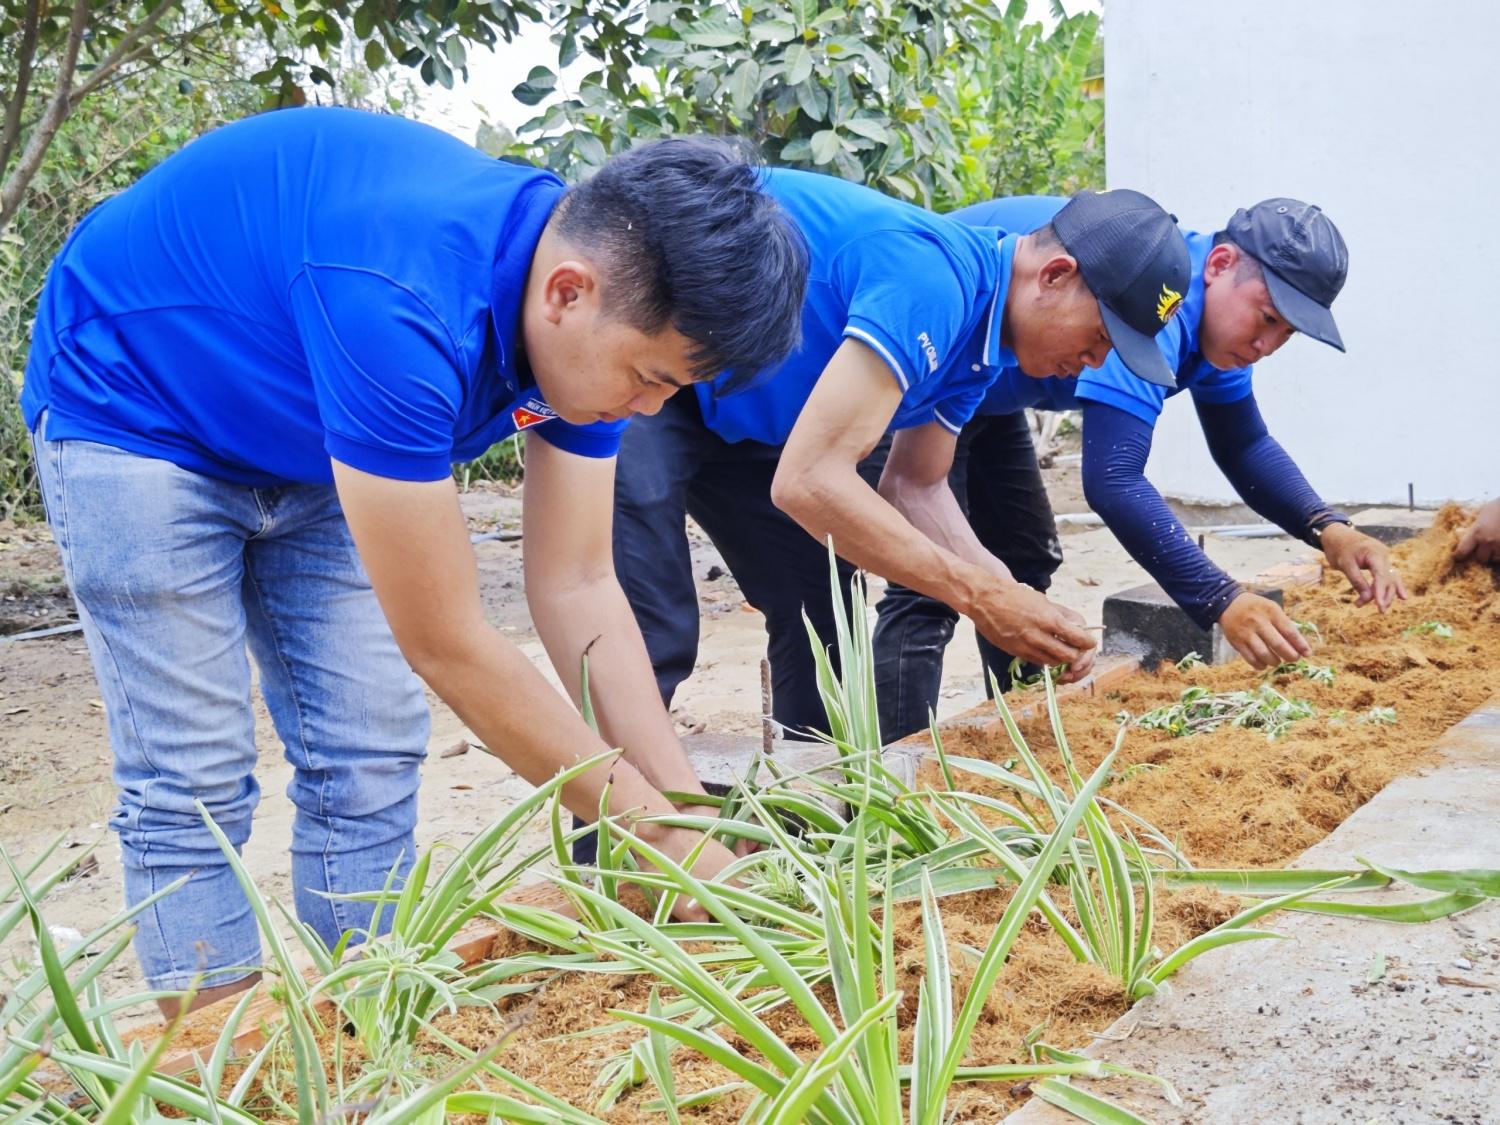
left=1005, top=694, right=1500, bottom=1125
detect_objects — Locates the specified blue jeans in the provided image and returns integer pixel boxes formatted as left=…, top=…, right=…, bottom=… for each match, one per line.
left=31, top=416, right=429, bottom=989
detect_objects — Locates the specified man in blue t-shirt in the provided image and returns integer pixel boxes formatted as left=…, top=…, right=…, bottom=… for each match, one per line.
left=612, top=174, right=1189, bottom=736
left=874, top=195, right=1409, bottom=740
left=22, top=107, right=809, bottom=1011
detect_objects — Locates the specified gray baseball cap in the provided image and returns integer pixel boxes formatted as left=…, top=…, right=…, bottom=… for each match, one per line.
left=1225, top=199, right=1349, bottom=352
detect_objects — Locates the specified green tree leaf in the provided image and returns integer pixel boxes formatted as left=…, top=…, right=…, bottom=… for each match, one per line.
left=512, top=65, right=557, bottom=106
left=783, top=43, right=814, bottom=86
left=728, top=59, right=762, bottom=114
left=750, top=19, right=798, bottom=44
left=809, top=128, right=841, bottom=164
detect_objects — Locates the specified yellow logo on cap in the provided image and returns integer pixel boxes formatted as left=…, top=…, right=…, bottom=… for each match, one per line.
left=1156, top=283, right=1184, bottom=323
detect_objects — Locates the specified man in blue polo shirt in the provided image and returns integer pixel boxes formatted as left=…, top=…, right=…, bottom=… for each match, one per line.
left=873, top=195, right=1408, bottom=740
left=23, top=107, right=808, bottom=1012
left=612, top=174, right=1189, bottom=737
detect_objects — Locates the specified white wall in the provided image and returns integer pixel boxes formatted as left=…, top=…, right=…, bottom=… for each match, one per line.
left=1106, top=1, right=1498, bottom=506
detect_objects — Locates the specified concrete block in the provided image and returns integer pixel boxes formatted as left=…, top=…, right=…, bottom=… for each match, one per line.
left=881, top=744, right=924, bottom=789
left=682, top=732, right=935, bottom=814
left=1102, top=582, right=1283, bottom=669
left=683, top=732, right=842, bottom=794
left=1348, top=505, right=1437, bottom=545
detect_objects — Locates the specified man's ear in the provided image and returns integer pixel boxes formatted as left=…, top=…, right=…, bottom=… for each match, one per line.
left=1203, top=243, right=1238, bottom=287
left=539, top=259, right=598, bottom=325
left=1038, top=253, right=1081, bottom=291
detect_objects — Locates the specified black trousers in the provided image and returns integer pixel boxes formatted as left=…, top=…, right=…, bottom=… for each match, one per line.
left=612, top=391, right=881, bottom=738
left=870, top=410, right=1064, bottom=742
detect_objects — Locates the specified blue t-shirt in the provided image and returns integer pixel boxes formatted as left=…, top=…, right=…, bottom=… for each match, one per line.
left=22, top=107, right=626, bottom=486
left=694, top=168, right=1017, bottom=445
left=958, top=196, right=1254, bottom=422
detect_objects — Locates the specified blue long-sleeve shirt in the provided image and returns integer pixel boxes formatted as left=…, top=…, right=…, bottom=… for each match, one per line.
left=956, top=195, right=1344, bottom=629
left=1081, top=397, right=1338, bottom=628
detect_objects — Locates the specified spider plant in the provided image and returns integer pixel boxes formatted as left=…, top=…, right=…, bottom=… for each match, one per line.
left=567, top=768, right=1145, bottom=1125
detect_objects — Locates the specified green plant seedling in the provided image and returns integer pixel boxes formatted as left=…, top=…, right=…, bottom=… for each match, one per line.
left=1402, top=620, right=1454, bottom=640
left=1266, top=659, right=1335, bottom=685
left=1133, top=684, right=1316, bottom=740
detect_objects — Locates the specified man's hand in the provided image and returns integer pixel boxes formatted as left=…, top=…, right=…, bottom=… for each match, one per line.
left=640, top=824, right=744, bottom=920
left=1455, top=499, right=1500, bottom=564
left=1318, top=523, right=1407, bottom=611
left=1218, top=591, right=1311, bottom=669
left=969, top=580, right=1097, bottom=683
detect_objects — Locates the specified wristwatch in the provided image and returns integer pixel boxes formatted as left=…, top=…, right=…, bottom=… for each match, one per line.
left=1307, top=514, right=1353, bottom=547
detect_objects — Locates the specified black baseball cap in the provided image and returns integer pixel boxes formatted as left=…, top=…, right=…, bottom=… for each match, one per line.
left=1052, top=189, right=1191, bottom=388
left=1225, top=199, right=1348, bottom=352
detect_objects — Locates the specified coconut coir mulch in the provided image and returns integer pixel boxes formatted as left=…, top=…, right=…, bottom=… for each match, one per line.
left=935, top=503, right=1500, bottom=870
left=249, top=508, right=1499, bottom=1122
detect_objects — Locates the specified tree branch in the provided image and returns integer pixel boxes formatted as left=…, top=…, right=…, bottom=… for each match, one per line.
left=0, top=0, right=43, bottom=175
left=70, top=16, right=219, bottom=106
left=0, top=0, right=90, bottom=231
left=67, top=0, right=187, bottom=105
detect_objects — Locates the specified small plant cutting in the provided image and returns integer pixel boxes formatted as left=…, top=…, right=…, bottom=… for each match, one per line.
left=1126, top=683, right=1318, bottom=740
left=1402, top=620, right=1454, bottom=640
left=1266, top=659, right=1335, bottom=685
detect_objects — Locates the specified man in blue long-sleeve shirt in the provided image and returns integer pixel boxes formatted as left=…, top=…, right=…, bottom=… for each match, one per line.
left=873, top=196, right=1407, bottom=741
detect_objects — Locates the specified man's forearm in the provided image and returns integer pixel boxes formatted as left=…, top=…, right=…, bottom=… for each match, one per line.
left=527, top=574, right=709, bottom=800
left=410, top=624, right=687, bottom=831
left=774, top=459, right=997, bottom=616
left=1082, top=402, right=1241, bottom=629
left=878, top=471, right=1014, bottom=584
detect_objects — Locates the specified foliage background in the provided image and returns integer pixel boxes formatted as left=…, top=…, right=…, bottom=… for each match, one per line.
left=501, top=0, right=1102, bottom=210
left=1, top=0, right=1102, bottom=518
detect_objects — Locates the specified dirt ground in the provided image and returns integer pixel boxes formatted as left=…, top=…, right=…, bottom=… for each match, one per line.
left=0, top=446, right=1348, bottom=1015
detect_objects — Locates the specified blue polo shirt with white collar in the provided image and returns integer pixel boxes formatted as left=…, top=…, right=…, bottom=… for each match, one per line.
left=957, top=195, right=1254, bottom=420
left=23, top=106, right=626, bottom=487
left=694, top=168, right=1016, bottom=445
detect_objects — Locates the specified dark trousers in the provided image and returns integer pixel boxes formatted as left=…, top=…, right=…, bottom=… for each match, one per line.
left=612, top=391, right=881, bottom=738
left=871, top=411, right=1064, bottom=742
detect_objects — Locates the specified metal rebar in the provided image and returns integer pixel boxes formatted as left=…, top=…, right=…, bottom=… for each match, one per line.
left=761, top=657, right=774, bottom=757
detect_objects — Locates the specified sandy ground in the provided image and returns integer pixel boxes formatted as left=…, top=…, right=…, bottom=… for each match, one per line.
left=0, top=450, right=1316, bottom=1018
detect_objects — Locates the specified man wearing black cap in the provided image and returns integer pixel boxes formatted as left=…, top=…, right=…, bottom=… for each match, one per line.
left=872, top=196, right=1407, bottom=740
left=610, top=172, right=1189, bottom=740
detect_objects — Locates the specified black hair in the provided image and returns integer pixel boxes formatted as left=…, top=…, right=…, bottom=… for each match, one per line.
left=1211, top=231, right=1266, bottom=285
left=550, top=137, right=809, bottom=392
left=1030, top=221, right=1062, bottom=249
